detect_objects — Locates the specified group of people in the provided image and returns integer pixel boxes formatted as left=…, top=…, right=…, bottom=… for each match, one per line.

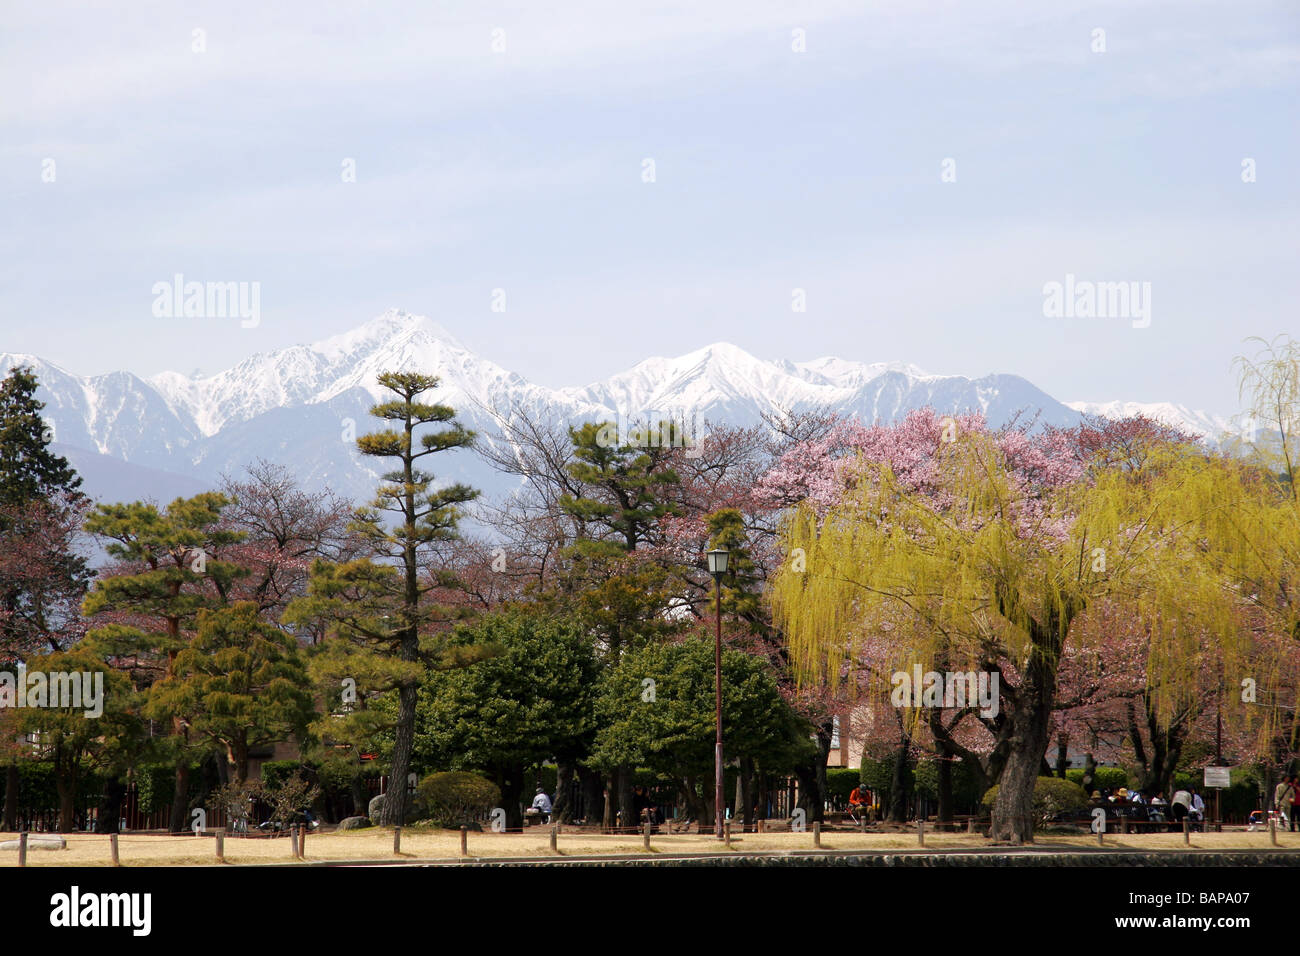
left=526, top=784, right=667, bottom=830
left=1089, top=786, right=1207, bottom=830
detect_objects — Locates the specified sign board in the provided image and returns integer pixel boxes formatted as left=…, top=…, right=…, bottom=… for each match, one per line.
left=1204, top=766, right=1230, bottom=789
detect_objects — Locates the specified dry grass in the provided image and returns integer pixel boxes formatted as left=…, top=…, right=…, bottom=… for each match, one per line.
left=2, top=826, right=1298, bottom=866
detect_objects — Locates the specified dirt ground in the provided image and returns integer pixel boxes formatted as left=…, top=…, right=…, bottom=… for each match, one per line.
left=3, top=826, right=1298, bottom=866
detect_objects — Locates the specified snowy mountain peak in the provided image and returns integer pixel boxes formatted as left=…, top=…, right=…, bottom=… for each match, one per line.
left=312, top=308, right=463, bottom=360
left=1064, top=400, right=1232, bottom=441
left=3, top=311, right=1236, bottom=508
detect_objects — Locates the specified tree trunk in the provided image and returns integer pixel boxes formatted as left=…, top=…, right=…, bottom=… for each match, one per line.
left=350, top=772, right=368, bottom=817
left=936, top=755, right=954, bottom=829
left=682, top=774, right=706, bottom=827
left=382, top=682, right=417, bottom=826
left=55, top=753, right=77, bottom=833
left=990, top=652, right=1057, bottom=844
left=928, top=710, right=956, bottom=829
left=3, top=760, right=17, bottom=831
left=168, top=762, right=189, bottom=833
left=554, top=761, right=576, bottom=824
left=616, top=767, right=635, bottom=832
left=1081, top=752, right=1096, bottom=796
left=887, top=730, right=910, bottom=823
left=94, top=776, right=126, bottom=834
left=497, top=767, right=525, bottom=831
left=1054, top=732, right=1069, bottom=778
left=579, top=766, right=603, bottom=825
left=601, top=770, right=615, bottom=830
left=989, top=588, right=1072, bottom=844
left=740, top=756, right=755, bottom=829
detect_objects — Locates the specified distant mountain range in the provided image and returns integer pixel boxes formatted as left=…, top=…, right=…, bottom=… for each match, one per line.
left=1, top=309, right=1238, bottom=506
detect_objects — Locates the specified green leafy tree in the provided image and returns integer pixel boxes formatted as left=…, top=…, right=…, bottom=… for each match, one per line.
left=415, top=610, right=600, bottom=830
left=285, top=372, right=481, bottom=827
left=542, top=421, right=690, bottom=828
left=705, top=508, right=766, bottom=632
left=15, top=646, right=141, bottom=832
left=146, top=602, right=315, bottom=784
left=82, top=492, right=247, bottom=831
left=592, top=637, right=814, bottom=825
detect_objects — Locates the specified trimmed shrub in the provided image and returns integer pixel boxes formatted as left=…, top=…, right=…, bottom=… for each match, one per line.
left=259, top=760, right=305, bottom=791
left=981, top=776, right=1090, bottom=823
left=825, top=768, right=859, bottom=807
left=417, top=772, right=501, bottom=827
left=1066, top=766, right=1128, bottom=793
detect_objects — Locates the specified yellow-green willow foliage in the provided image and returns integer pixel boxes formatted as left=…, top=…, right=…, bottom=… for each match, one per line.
left=769, top=432, right=1246, bottom=737
left=1233, top=334, right=1300, bottom=496
left=1181, top=453, right=1300, bottom=752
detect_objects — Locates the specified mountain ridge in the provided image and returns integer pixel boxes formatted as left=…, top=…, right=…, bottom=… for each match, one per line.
left=1, top=309, right=1237, bottom=505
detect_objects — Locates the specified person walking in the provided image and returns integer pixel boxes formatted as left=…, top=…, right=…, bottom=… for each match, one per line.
left=1170, top=787, right=1192, bottom=832
left=1290, top=775, right=1300, bottom=833
left=1273, top=775, right=1294, bottom=829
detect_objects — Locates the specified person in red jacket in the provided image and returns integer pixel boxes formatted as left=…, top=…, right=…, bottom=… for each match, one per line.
left=849, top=783, right=868, bottom=823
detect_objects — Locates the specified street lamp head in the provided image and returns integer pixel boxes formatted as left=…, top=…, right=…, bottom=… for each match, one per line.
left=706, top=548, right=730, bottom=577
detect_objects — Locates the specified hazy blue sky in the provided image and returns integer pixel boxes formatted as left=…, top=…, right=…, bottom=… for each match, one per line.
left=2, top=0, right=1296, bottom=414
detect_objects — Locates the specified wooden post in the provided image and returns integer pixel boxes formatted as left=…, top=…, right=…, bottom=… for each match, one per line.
left=1120, top=815, right=1128, bottom=835
left=1183, top=816, right=1190, bottom=846
left=643, top=821, right=651, bottom=850
left=393, top=825, right=401, bottom=855
left=724, top=821, right=731, bottom=848
left=756, top=819, right=764, bottom=834
left=1270, top=815, right=1279, bottom=847
left=290, top=826, right=299, bottom=859
left=110, top=832, right=120, bottom=866
left=299, top=823, right=306, bottom=859
left=813, top=821, right=822, bottom=848
left=549, top=825, right=557, bottom=852
left=459, top=825, right=468, bottom=857
left=917, top=819, right=924, bottom=847
left=18, top=832, right=26, bottom=868
left=966, top=817, right=975, bottom=834
left=216, top=828, right=225, bottom=863
left=1097, top=826, right=1104, bottom=846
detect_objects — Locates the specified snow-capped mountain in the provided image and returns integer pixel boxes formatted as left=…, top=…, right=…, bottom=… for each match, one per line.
left=1, top=309, right=1232, bottom=506
left=1063, top=400, right=1234, bottom=442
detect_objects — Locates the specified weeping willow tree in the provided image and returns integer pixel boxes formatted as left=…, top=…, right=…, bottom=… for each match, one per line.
left=1188, top=336, right=1300, bottom=758
left=771, top=429, right=1244, bottom=844
left=1233, top=334, right=1300, bottom=498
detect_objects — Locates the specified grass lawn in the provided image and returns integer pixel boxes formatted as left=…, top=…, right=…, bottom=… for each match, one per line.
left=3, top=827, right=1298, bottom=866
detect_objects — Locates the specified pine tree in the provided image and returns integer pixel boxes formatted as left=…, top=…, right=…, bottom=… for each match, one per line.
left=82, top=493, right=248, bottom=832
left=559, top=421, right=681, bottom=554
left=0, top=366, right=83, bottom=508
left=145, top=602, right=315, bottom=784
left=0, top=365, right=91, bottom=830
left=286, top=372, right=481, bottom=827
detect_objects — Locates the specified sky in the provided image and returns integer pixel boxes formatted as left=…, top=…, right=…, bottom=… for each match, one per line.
left=1, top=0, right=1297, bottom=416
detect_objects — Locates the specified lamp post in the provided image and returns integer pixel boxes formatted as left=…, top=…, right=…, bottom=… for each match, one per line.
left=707, top=548, right=730, bottom=840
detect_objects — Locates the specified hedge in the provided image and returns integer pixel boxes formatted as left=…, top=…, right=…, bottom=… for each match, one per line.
left=981, top=776, right=1090, bottom=822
